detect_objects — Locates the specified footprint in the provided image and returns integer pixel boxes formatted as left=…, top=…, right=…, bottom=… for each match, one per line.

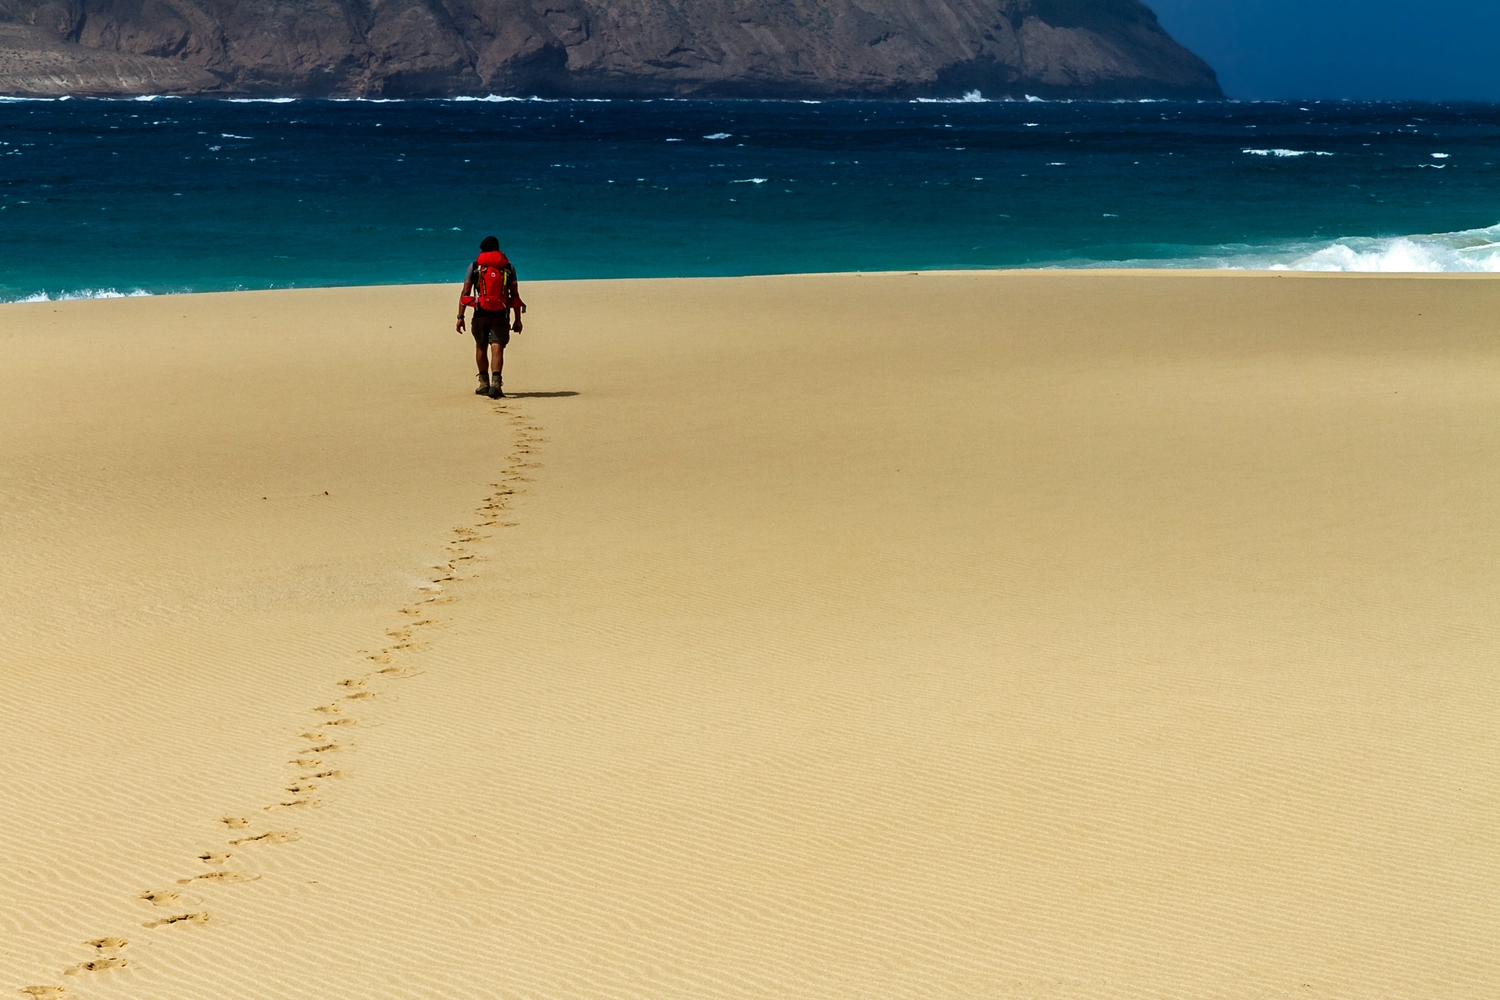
left=365, top=653, right=391, bottom=664
left=305, top=742, right=344, bottom=753
left=285, top=781, right=318, bottom=793
left=378, top=666, right=416, bottom=677
left=142, top=912, right=209, bottom=928
left=299, top=732, right=328, bottom=741
left=265, top=798, right=320, bottom=810
left=198, top=851, right=232, bottom=864
left=177, top=871, right=260, bottom=885
left=337, top=678, right=366, bottom=688
left=139, top=890, right=182, bottom=907
left=306, top=769, right=350, bottom=779
left=229, top=830, right=297, bottom=845
left=323, top=718, right=356, bottom=727
left=220, top=817, right=250, bottom=829
left=313, top=704, right=343, bottom=714
left=63, top=958, right=128, bottom=974
left=289, top=757, right=322, bottom=768
left=21, top=987, right=68, bottom=998
left=342, top=692, right=375, bottom=701
left=85, top=938, right=127, bottom=951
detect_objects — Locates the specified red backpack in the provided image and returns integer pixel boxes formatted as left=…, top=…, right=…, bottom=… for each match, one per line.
left=474, top=250, right=511, bottom=311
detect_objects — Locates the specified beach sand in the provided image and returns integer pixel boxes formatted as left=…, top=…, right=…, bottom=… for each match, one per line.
left=1, top=272, right=1497, bottom=999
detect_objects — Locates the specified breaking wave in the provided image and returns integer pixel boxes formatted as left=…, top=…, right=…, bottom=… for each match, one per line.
left=1242, top=148, right=1335, bottom=158
left=912, top=90, right=992, bottom=104
left=449, top=95, right=559, bottom=103
left=1085, top=223, right=1500, bottom=273
left=1275, top=225, right=1500, bottom=272
left=3, top=288, right=153, bottom=303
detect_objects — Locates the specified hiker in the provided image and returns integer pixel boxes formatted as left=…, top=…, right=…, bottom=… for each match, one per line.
left=456, top=235, right=526, bottom=399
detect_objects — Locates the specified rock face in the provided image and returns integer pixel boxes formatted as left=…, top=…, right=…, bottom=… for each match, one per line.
left=0, top=0, right=1220, bottom=99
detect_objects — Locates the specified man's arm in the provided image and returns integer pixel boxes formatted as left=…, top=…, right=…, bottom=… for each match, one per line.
left=456, top=266, right=475, bottom=333
left=507, top=263, right=524, bottom=333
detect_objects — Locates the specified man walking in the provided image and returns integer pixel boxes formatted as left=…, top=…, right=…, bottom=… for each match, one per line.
left=456, top=235, right=525, bottom=399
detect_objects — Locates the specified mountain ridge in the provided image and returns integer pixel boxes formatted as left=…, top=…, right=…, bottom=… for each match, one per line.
left=0, top=0, right=1220, bottom=99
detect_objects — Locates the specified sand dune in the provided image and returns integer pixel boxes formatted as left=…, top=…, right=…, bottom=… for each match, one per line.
left=1, top=273, right=1497, bottom=999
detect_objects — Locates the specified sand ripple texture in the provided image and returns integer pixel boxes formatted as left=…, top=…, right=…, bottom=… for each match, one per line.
left=3, top=273, right=1500, bottom=999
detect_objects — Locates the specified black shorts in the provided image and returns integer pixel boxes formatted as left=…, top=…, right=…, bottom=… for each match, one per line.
left=472, top=308, right=510, bottom=347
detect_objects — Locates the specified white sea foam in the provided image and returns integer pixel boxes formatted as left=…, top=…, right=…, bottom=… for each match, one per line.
left=226, top=97, right=296, bottom=104
left=731, top=178, right=768, bottom=184
left=913, top=90, right=989, bottom=104
left=1243, top=148, right=1335, bottom=158
left=449, top=95, right=558, bottom=102
left=6, top=288, right=153, bottom=303
left=1084, top=222, right=1500, bottom=273
left=703, top=132, right=732, bottom=139
left=1276, top=225, right=1500, bottom=272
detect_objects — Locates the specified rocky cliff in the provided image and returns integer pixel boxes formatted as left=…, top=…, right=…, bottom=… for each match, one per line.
left=0, top=0, right=1220, bottom=99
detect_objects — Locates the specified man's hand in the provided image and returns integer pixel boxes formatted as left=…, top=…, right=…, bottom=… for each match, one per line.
left=455, top=314, right=466, bottom=334
left=512, top=316, right=523, bottom=333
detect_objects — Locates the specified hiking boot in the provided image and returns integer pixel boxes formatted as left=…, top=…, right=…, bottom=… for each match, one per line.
left=474, top=373, right=490, bottom=395
left=489, top=378, right=505, bottom=399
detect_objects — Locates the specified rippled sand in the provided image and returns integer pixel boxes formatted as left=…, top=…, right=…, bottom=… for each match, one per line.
left=2, top=273, right=1497, bottom=999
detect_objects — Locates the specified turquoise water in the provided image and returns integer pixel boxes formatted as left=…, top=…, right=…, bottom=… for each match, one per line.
left=2, top=96, right=1498, bottom=301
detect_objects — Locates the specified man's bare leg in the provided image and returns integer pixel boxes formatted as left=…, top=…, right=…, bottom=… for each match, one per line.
left=489, top=342, right=505, bottom=396
left=472, top=340, right=491, bottom=394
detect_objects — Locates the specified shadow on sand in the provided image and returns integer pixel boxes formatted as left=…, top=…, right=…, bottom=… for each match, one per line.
left=504, top=391, right=579, bottom=399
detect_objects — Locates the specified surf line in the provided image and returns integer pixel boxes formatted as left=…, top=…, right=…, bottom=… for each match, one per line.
left=23, top=399, right=544, bottom=993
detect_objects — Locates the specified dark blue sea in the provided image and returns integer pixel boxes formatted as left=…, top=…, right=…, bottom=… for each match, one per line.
left=2, top=94, right=1499, bottom=301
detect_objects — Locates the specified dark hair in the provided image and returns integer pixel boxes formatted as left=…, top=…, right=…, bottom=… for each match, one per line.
left=479, top=236, right=500, bottom=253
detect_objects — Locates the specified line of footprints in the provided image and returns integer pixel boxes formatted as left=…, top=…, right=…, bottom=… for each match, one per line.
left=23, top=403, right=545, bottom=997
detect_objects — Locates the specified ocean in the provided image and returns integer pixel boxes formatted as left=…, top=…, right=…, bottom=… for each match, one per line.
left=1, top=95, right=1498, bottom=301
